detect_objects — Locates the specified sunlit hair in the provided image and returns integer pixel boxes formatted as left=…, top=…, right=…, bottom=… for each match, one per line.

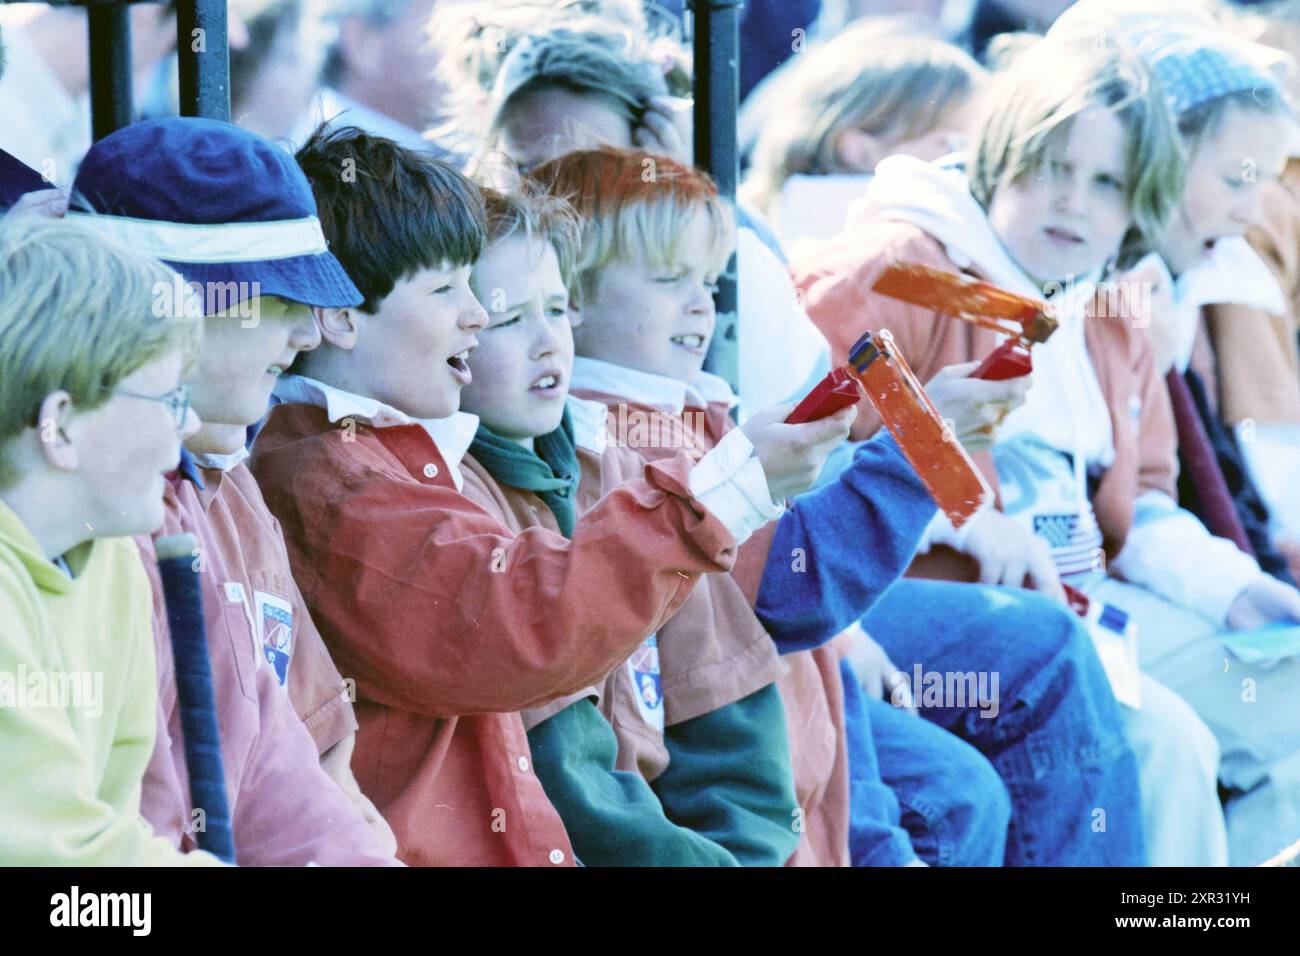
left=528, top=147, right=735, bottom=304
left=1051, top=0, right=1293, bottom=152
left=970, top=34, right=1186, bottom=268
left=429, top=0, right=657, bottom=104
left=430, top=7, right=690, bottom=156
left=473, top=184, right=582, bottom=293
left=745, top=19, right=985, bottom=214
left=0, top=217, right=201, bottom=487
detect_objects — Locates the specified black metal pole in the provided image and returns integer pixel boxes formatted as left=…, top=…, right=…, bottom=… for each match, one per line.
left=87, top=3, right=133, bottom=140
left=689, top=0, right=742, bottom=400
left=176, top=0, right=231, bottom=120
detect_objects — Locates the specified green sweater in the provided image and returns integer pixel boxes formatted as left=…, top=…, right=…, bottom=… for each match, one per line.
left=0, top=501, right=224, bottom=865
left=652, top=684, right=800, bottom=866
left=527, top=698, right=740, bottom=866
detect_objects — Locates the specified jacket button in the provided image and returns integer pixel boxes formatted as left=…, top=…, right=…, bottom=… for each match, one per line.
left=423, top=463, right=439, bottom=479
left=549, top=849, right=565, bottom=864
left=517, top=755, right=529, bottom=772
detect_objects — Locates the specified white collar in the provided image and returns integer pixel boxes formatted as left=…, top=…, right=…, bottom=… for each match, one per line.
left=273, top=374, right=479, bottom=490
left=571, top=357, right=736, bottom=416
left=565, top=395, right=609, bottom=455
left=190, top=445, right=251, bottom=473
left=1174, top=236, right=1286, bottom=315
left=854, top=155, right=1044, bottom=299
left=417, top=413, right=478, bottom=491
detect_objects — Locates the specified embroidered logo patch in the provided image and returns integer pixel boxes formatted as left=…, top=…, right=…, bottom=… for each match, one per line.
left=627, top=634, right=663, bottom=732
left=254, top=590, right=294, bottom=688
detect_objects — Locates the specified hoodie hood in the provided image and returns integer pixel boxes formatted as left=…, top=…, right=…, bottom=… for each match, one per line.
left=0, top=500, right=72, bottom=596
left=1169, top=236, right=1287, bottom=374
left=847, top=154, right=1046, bottom=299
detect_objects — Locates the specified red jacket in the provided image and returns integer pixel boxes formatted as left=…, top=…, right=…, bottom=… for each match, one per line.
left=250, top=401, right=743, bottom=866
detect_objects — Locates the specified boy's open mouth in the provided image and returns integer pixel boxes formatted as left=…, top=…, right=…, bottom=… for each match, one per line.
left=447, top=349, right=473, bottom=385
left=671, top=333, right=707, bottom=352
left=530, top=369, right=564, bottom=397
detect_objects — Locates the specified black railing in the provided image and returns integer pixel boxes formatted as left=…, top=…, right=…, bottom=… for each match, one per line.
left=689, top=0, right=742, bottom=399
left=50, top=0, right=230, bottom=140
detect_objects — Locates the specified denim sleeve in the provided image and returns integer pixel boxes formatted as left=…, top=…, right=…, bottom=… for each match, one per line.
left=756, top=431, right=936, bottom=653
left=652, top=684, right=800, bottom=866
left=527, top=699, right=739, bottom=866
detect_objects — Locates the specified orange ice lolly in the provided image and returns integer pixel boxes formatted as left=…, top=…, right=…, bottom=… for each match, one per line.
left=845, top=329, right=991, bottom=528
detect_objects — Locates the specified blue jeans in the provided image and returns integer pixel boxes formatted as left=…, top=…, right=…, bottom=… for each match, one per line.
left=843, top=661, right=1011, bottom=866
left=863, top=579, right=1146, bottom=865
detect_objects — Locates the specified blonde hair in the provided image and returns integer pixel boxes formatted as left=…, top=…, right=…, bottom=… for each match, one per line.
left=970, top=34, right=1186, bottom=268
left=0, top=216, right=202, bottom=487
left=529, top=147, right=735, bottom=304
left=744, top=20, right=985, bottom=214
left=474, top=183, right=582, bottom=291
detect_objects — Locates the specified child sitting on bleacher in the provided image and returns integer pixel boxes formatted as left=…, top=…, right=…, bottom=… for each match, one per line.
left=458, top=183, right=801, bottom=865
left=792, top=31, right=1230, bottom=865
left=71, top=118, right=398, bottom=865
left=0, top=216, right=222, bottom=865
left=536, top=145, right=1145, bottom=866
left=251, top=124, right=850, bottom=866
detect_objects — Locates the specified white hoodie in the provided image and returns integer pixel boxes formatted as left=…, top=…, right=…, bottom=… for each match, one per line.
left=854, top=155, right=1260, bottom=623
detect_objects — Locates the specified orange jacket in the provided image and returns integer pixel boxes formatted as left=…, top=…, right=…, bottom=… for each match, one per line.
left=574, top=387, right=851, bottom=867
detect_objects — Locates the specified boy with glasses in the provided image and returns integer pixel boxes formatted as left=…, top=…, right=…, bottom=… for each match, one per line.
left=0, top=216, right=224, bottom=864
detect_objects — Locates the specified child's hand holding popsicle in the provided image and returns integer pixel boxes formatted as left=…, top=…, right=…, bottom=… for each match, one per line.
left=741, top=401, right=857, bottom=502
left=924, top=360, right=1031, bottom=452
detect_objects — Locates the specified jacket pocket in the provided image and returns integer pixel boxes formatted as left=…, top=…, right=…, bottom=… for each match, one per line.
left=207, top=588, right=260, bottom=705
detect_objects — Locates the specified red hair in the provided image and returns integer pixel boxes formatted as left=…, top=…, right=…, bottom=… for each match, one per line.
left=527, top=147, right=734, bottom=299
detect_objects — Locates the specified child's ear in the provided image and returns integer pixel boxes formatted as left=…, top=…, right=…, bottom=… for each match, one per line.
left=315, top=306, right=359, bottom=350
left=835, top=128, right=882, bottom=175
left=35, top=391, right=78, bottom=472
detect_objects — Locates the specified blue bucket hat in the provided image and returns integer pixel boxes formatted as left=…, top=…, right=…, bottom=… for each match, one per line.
left=70, top=117, right=362, bottom=310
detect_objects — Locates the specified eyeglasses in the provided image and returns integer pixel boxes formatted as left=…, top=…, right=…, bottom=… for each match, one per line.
left=114, top=383, right=192, bottom=430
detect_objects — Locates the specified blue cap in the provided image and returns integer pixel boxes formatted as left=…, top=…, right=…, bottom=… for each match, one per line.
left=71, top=118, right=362, bottom=310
